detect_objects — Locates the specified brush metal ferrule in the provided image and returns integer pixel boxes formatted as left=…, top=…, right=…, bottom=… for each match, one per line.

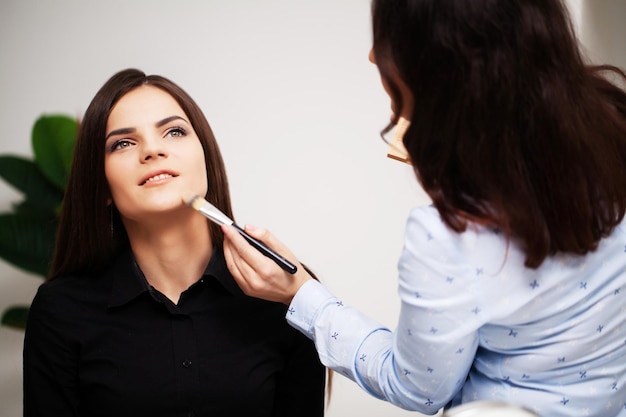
left=192, top=196, right=233, bottom=226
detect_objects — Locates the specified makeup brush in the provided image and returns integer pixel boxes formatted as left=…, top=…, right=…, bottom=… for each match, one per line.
left=183, top=193, right=297, bottom=274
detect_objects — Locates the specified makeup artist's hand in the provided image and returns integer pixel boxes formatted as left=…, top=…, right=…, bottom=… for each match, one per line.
left=222, top=224, right=312, bottom=305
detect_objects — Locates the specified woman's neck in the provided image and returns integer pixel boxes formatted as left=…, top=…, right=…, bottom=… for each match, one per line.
left=124, top=214, right=213, bottom=304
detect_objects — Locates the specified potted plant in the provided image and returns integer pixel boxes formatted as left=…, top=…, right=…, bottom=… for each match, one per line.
left=0, top=114, right=77, bottom=329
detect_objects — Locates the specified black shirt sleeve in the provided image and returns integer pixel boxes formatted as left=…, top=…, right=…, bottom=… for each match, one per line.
left=273, top=329, right=326, bottom=417
left=23, top=284, right=80, bottom=417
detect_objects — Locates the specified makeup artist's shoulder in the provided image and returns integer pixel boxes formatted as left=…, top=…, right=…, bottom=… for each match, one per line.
left=406, top=204, right=481, bottom=248
left=407, top=204, right=444, bottom=229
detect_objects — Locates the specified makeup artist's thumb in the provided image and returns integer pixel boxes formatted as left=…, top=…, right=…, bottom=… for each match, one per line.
left=242, top=224, right=268, bottom=242
left=243, top=225, right=291, bottom=254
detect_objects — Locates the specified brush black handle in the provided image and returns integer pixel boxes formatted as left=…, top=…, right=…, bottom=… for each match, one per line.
left=233, top=224, right=298, bottom=274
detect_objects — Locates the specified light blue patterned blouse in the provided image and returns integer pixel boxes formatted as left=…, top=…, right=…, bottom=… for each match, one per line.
left=288, top=205, right=626, bottom=416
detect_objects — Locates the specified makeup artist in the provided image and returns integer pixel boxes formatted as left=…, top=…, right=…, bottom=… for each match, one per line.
left=222, top=0, right=626, bottom=416
left=23, top=68, right=326, bottom=417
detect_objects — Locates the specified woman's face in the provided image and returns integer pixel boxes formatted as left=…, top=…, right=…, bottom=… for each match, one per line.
left=104, top=85, right=208, bottom=223
left=369, top=48, right=414, bottom=122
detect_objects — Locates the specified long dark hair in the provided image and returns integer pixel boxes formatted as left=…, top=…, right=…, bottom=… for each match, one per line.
left=48, top=69, right=233, bottom=280
left=372, top=0, right=626, bottom=267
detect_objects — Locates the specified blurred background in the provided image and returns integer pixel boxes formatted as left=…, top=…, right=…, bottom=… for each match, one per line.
left=0, top=1, right=624, bottom=416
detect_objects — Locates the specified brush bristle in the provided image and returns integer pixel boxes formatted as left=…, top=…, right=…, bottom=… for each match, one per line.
left=182, top=193, right=203, bottom=210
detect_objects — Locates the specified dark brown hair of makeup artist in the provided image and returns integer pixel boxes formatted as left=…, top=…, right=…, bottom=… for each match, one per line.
left=372, top=0, right=626, bottom=268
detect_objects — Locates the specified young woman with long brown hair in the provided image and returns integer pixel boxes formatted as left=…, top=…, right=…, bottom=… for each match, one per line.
left=23, top=68, right=326, bottom=417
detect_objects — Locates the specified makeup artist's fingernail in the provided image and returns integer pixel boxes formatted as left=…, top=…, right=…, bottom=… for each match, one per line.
left=244, top=224, right=257, bottom=232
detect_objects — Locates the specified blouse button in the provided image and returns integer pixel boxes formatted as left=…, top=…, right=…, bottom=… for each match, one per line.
left=182, top=359, right=192, bottom=368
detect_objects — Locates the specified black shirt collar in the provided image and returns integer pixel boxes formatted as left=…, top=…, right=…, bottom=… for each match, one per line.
left=107, top=246, right=243, bottom=308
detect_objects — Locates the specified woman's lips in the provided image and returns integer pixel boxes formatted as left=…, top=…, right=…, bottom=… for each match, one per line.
left=139, top=171, right=178, bottom=185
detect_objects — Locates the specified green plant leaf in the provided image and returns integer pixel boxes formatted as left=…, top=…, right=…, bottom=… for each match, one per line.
left=0, top=155, right=64, bottom=213
left=1, top=305, right=29, bottom=329
left=32, top=114, right=77, bottom=190
left=0, top=113, right=76, bottom=331
left=13, top=199, right=60, bottom=218
left=0, top=213, right=57, bottom=277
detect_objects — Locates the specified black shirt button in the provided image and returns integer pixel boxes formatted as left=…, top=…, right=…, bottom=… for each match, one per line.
left=182, top=359, right=192, bottom=368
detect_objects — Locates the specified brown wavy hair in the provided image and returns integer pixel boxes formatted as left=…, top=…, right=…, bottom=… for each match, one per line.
left=372, top=0, right=626, bottom=268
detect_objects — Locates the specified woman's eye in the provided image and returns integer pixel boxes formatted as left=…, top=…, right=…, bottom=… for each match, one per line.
left=166, top=127, right=186, bottom=138
left=110, top=139, right=133, bottom=151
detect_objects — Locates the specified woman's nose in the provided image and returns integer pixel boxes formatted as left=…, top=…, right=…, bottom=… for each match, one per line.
left=141, top=140, right=168, bottom=162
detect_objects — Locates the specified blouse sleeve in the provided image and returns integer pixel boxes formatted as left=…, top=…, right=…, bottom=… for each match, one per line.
left=287, top=206, right=483, bottom=414
left=23, top=284, right=80, bottom=417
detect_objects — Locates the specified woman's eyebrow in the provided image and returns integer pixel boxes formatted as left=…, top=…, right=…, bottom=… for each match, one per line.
left=105, top=127, right=135, bottom=140
left=156, top=115, right=189, bottom=127
left=105, top=116, right=189, bottom=140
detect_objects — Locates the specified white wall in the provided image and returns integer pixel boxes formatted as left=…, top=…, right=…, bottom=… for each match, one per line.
left=0, top=1, right=624, bottom=416
left=578, top=0, right=626, bottom=71
left=0, top=1, right=425, bottom=416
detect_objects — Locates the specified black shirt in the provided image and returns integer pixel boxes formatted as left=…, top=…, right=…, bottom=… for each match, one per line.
left=23, top=247, right=325, bottom=417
